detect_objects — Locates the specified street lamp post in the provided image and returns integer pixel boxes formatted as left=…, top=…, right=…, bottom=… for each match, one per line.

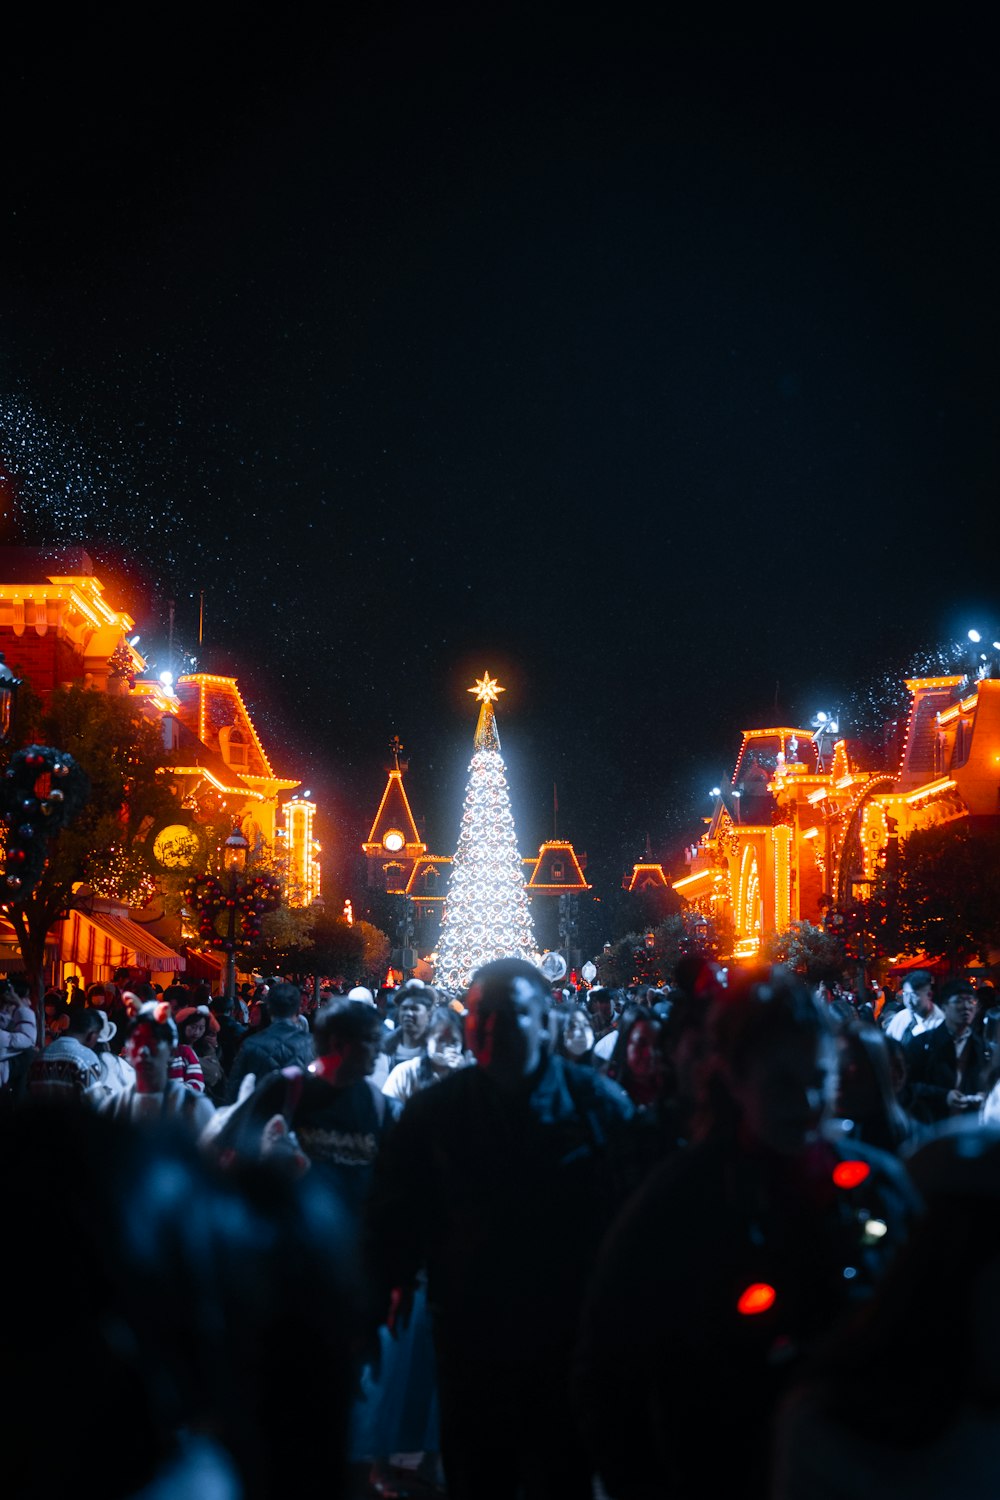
left=310, top=893, right=326, bottom=1010
left=223, top=824, right=249, bottom=1003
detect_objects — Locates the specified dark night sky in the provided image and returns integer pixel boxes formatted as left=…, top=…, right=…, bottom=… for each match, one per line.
left=1, top=11, right=997, bottom=906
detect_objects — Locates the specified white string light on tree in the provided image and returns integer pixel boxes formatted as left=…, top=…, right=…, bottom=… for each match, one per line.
left=434, top=674, right=536, bottom=991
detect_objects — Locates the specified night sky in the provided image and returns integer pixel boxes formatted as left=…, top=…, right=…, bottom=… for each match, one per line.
left=1, top=12, right=997, bottom=907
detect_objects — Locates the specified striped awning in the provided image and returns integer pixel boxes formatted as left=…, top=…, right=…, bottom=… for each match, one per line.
left=0, top=918, right=60, bottom=972
left=62, top=910, right=186, bottom=975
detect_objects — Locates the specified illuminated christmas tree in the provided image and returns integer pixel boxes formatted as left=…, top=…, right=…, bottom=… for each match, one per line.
left=434, top=673, right=537, bottom=991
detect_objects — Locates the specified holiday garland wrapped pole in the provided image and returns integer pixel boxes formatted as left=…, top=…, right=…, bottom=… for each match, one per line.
left=434, top=674, right=536, bottom=992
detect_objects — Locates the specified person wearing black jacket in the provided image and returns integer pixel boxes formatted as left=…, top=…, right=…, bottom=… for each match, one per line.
left=365, top=958, right=634, bottom=1500
left=225, top=981, right=314, bottom=1101
left=904, top=978, right=990, bottom=1123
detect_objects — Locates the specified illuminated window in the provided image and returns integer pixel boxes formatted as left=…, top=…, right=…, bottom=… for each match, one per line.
left=551, top=859, right=565, bottom=882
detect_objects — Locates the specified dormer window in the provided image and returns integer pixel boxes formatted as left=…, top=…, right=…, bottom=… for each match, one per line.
left=551, top=859, right=565, bottom=882
left=225, top=727, right=249, bottom=769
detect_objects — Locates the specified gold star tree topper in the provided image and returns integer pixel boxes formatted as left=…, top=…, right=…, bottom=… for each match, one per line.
left=469, top=672, right=505, bottom=704
left=470, top=673, right=504, bottom=751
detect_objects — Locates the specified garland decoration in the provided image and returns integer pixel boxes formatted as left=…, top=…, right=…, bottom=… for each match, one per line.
left=1, top=745, right=91, bottom=902
left=184, top=869, right=282, bottom=952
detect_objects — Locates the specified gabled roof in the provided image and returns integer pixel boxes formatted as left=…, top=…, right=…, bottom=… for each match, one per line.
left=363, top=768, right=426, bottom=855
left=626, top=862, right=671, bottom=892
left=134, top=698, right=267, bottom=800
left=404, top=855, right=450, bottom=900
left=525, top=840, right=590, bottom=891
left=175, top=674, right=276, bottom=779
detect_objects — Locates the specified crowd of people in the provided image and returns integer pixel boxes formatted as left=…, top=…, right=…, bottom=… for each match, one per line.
left=2, top=955, right=1000, bottom=1499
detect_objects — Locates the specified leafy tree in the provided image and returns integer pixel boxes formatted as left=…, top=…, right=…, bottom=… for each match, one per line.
left=1, top=685, right=183, bottom=1010
left=593, top=915, right=691, bottom=989
left=356, top=920, right=391, bottom=986
left=763, top=920, right=846, bottom=979
left=895, top=824, right=1000, bottom=971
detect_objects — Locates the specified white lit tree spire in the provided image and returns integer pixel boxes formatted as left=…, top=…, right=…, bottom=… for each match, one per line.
left=435, top=673, right=536, bottom=991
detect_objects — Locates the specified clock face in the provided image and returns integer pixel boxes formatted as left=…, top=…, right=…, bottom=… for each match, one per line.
left=152, top=824, right=202, bottom=871
left=383, top=829, right=405, bottom=852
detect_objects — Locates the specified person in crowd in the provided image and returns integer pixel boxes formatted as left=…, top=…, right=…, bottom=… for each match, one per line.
left=224, top=999, right=396, bottom=1220
left=606, top=1005, right=665, bottom=1110
left=28, top=1004, right=103, bottom=1103
left=873, top=977, right=904, bottom=1028
left=772, top=1125, right=1000, bottom=1500
left=176, top=1003, right=226, bottom=1103
left=99, top=1011, right=215, bottom=1133
left=161, top=981, right=193, bottom=1016
left=883, top=969, right=943, bottom=1043
left=833, top=1019, right=922, bottom=1155
left=85, top=980, right=130, bottom=1051
left=814, top=973, right=856, bottom=1028
left=235, top=980, right=254, bottom=1025
left=658, top=986, right=716, bottom=1149
left=555, top=1004, right=597, bottom=1067
left=574, top=966, right=918, bottom=1500
left=973, top=982, right=998, bottom=1043
left=5, top=1105, right=359, bottom=1500
left=586, top=986, right=616, bottom=1051
left=904, top=978, right=990, bottom=1123
left=90, top=1009, right=135, bottom=1100
left=606, top=1004, right=684, bottom=1189
left=357, top=1007, right=471, bottom=1496
left=0, top=973, right=36, bottom=1108
left=382, top=1006, right=469, bottom=1103
left=366, top=957, right=635, bottom=1500
left=42, top=989, right=70, bottom=1045
left=210, top=991, right=248, bottom=1073
left=137, top=999, right=207, bottom=1094
left=381, top=979, right=436, bottom=1076
left=226, top=980, right=314, bottom=1101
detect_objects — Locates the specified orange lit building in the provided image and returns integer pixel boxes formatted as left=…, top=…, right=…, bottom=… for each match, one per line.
left=673, top=676, right=1000, bottom=963
left=0, top=548, right=320, bottom=984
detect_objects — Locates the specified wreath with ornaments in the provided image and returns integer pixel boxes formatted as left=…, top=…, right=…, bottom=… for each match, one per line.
left=1, top=745, right=91, bottom=901
left=185, top=869, right=282, bottom=953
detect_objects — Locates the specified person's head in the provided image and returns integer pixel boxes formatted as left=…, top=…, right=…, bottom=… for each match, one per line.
left=395, top=980, right=434, bottom=1044
left=312, top=1000, right=382, bottom=1084
left=44, top=991, right=66, bottom=1019
left=6, top=974, right=30, bottom=1001
left=464, top=958, right=549, bottom=1087
left=704, top=967, right=837, bottom=1155
left=608, top=1005, right=665, bottom=1105
left=939, top=979, right=978, bottom=1036
left=162, top=984, right=191, bottom=1015
left=587, top=987, right=614, bottom=1034
left=122, top=982, right=156, bottom=1018
left=122, top=1013, right=176, bottom=1094
left=264, top=982, right=301, bottom=1021
left=66, top=1008, right=103, bottom=1046
left=425, top=1008, right=465, bottom=1073
left=834, top=1021, right=911, bottom=1151
left=560, top=1005, right=595, bottom=1060
left=901, top=971, right=935, bottom=1019
left=210, top=994, right=235, bottom=1020
left=86, top=982, right=114, bottom=1008
left=175, top=1005, right=216, bottom=1046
